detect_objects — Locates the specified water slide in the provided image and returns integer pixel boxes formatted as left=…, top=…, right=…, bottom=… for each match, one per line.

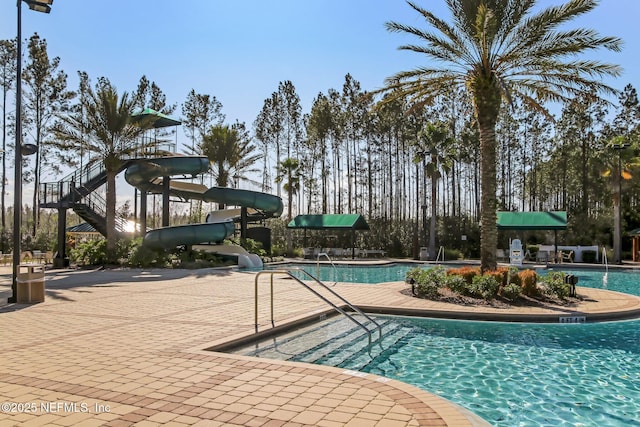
left=124, top=156, right=283, bottom=265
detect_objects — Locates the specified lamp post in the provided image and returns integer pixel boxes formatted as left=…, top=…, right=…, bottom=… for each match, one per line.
left=8, top=0, right=52, bottom=304
left=612, top=141, right=630, bottom=265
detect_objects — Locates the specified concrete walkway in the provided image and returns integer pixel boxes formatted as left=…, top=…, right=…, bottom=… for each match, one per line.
left=1, top=265, right=640, bottom=426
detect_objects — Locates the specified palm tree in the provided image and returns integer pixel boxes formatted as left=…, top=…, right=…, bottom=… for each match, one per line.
left=383, top=0, right=621, bottom=271
left=275, top=157, right=301, bottom=221
left=601, top=136, right=639, bottom=263
left=200, top=123, right=261, bottom=209
left=53, top=76, right=152, bottom=254
left=417, top=122, right=452, bottom=260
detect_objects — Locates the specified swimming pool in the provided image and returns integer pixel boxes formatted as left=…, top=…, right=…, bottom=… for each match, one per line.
left=265, top=261, right=423, bottom=283
left=237, top=268, right=640, bottom=426
left=266, top=261, right=637, bottom=289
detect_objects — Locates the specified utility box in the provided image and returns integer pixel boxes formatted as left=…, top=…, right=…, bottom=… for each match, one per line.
left=16, top=263, right=45, bottom=303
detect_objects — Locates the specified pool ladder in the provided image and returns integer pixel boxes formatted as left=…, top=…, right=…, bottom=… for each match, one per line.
left=602, top=246, right=609, bottom=285
left=254, top=268, right=383, bottom=346
left=316, top=252, right=338, bottom=286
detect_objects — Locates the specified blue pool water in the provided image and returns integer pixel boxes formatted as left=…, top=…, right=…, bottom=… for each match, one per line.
left=265, top=262, right=422, bottom=283
left=354, top=315, right=640, bottom=426
left=242, top=267, right=640, bottom=426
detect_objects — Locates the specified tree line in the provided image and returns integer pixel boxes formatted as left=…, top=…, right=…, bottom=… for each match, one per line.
left=0, top=1, right=637, bottom=267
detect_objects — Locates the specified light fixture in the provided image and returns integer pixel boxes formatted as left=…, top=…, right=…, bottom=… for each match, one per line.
left=21, top=143, right=38, bottom=156
left=24, top=0, right=53, bottom=13
left=8, top=0, right=52, bottom=303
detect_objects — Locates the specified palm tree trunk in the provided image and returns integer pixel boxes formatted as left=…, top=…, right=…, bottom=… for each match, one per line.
left=429, top=161, right=437, bottom=261
left=31, top=125, right=41, bottom=236
left=475, top=85, right=501, bottom=272
left=105, top=168, right=117, bottom=256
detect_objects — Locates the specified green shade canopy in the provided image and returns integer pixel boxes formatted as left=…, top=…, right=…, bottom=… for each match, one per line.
left=497, top=211, right=567, bottom=230
left=287, top=214, right=370, bottom=230
left=132, top=108, right=181, bottom=128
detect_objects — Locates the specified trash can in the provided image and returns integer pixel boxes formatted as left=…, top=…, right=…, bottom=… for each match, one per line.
left=16, top=263, right=45, bottom=303
left=420, top=247, right=429, bottom=261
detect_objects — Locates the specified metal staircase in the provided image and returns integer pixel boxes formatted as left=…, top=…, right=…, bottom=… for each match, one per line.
left=39, top=160, right=133, bottom=236
left=39, top=142, right=176, bottom=237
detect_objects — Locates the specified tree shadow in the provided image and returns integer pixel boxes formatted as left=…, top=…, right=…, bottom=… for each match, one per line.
left=0, top=266, right=236, bottom=312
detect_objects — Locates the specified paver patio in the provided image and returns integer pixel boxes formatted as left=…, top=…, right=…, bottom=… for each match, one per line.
left=1, top=264, right=640, bottom=426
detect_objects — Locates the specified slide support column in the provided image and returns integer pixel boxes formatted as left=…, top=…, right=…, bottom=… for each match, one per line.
left=162, top=176, right=170, bottom=227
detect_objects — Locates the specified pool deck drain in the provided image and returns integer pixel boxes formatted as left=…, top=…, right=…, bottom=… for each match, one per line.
left=1, top=264, right=640, bottom=426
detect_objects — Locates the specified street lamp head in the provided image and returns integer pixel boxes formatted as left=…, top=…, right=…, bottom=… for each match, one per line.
left=24, top=0, right=53, bottom=13
left=20, top=143, right=38, bottom=156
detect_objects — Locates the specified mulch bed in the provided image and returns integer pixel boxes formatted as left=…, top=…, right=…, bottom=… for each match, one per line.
left=400, top=286, right=584, bottom=309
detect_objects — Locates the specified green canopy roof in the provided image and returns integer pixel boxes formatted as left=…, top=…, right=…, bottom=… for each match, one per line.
left=132, top=108, right=181, bottom=128
left=287, top=214, right=370, bottom=230
left=497, top=211, right=567, bottom=230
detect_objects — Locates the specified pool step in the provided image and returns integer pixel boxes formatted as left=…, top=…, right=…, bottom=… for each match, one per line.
left=312, top=322, right=414, bottom=369
left=237, top=316, right=371, bottom=360
left=233, top=316, right=414, bottom=370
left=292, top=316, right=389, bottom=364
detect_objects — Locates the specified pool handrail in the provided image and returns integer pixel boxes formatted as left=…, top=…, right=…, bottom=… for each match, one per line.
left=316, top=252, right=339, bottom=286
left=254, top=268, right=383, bottom=346
left=435, top=246, right=445, bottom=263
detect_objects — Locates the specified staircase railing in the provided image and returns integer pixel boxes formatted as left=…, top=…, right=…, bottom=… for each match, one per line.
left=77, top=192, right=130, bottom=234
left=40, top=140, right=178, bottom=206
left=254, top=268, right=383, bottom=346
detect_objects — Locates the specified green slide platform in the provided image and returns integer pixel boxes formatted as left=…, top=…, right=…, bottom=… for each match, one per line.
left=124, top=156, right=283, bottom=249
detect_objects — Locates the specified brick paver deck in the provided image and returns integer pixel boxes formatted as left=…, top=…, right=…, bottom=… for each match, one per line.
left=2, top=264, right=639, bottom=426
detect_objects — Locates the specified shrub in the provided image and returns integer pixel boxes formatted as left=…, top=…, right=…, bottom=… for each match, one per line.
left=128, top=241, right=169, bottom=268
left=502, top=283, right=522, bottom=301
left=446, top=266, right=480, bottom=284
left=405, top=267, right=425, bottom=284
left=411, top=266, right=447, bottom=299
left=519, top=269, right=539, bottom=297
left=542, top=271, right=570, bottom=299
left=270, top=244, right=287, bottom=257
left=470, top=274, right=500, bottom=299
left=443, top=248, right=463, bottom=260
left=176, top=249, right=230, bottom=269
left=485, top=269, right=508, bottom=288
left=242, top=238, right=267, bottom=257
left=445, top=274, right=469, bottom=294
left=70, top=238, right=131, bottom=266
left=507, top=267, right=522, bottom=287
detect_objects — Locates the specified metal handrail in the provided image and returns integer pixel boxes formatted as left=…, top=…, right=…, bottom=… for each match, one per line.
left=254, top=268, right=382, bottom=346
left=316, top=252, right=338, bottom=286
left=41, top=140, right=179, bottom=205
left=602, top=246, right=609, bottom=285
left=435, top=246, right=445, bottom=263
left=80, top=192, right=130, bottom=234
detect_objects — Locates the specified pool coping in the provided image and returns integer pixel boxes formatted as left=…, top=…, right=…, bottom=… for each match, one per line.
left=205, top=285, right=640, bottom=355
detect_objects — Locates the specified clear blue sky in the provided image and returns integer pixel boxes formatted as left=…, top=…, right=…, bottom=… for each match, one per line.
left=1, top=0, right=639, bottom=205
left=2, top=0, right=638, bottom=133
